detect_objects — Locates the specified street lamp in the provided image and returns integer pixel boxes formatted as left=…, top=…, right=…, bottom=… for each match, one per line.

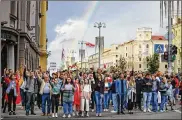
left=94, top=22, right=106, bottom=68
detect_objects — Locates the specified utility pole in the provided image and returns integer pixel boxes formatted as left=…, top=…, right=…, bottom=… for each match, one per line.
left=78, top=41, right=85, bottom=70
left=168, top=0, right=172, bottom=75
left=94, top=22, right=106, bottom=68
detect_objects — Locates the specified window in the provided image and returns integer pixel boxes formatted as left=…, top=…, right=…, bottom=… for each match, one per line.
left=126, top=53, right=127, bottom=57
left=147, top=64, right=148, bottom=68
left=165, top=64, right=168, bottom=68
left=139, top=64, right=141, bottom=68
left=10, top=18, right=15, bottom=28
left=139, top=58, right=141, bottom=61
left=116, top=47, right=118, bottom=50
left=146, top=44, right=149, bottom=48
left=116, top=55, right=118, bottom=57
left=26, top=1, right=31, bottom=25
left=10, top=1, right=16, bottom=15
left=116, top=60, right=118, bottom=63
left=126, top=47, right=127, bottom=50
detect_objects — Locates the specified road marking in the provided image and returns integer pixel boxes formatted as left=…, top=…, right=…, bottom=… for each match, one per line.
left=174, top=110, right=182, bottom=114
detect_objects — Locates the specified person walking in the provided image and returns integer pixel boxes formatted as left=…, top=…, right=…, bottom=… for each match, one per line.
left=142, top=73, right=153, bottom=113
left=110, top=74, right=117, bottom=113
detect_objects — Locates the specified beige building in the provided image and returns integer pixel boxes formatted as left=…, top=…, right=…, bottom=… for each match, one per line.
left=118, top=27, right=168, bottom=72
left=88, top=44, right=120, bottom=69
left=88, top=27, right=169, bottom=73
left=172, top=17, right=182, bottom=73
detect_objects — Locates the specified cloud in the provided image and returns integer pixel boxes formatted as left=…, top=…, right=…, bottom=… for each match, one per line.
left=47, top=1, right=173, bottom=68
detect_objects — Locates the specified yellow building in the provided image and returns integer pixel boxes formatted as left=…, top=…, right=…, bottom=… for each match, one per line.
left=88, top=27, right=169, bottom=73
left=88, top=44, right=120, bottom=69
left=118, top=27, right=168, bottom=72
left=172, top=17, right=182, bottom=73
left=39, top=1, right=48, bottom=71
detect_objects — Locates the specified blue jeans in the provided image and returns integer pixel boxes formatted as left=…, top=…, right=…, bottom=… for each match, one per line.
left=112, top=93, right=118, bottom=111
left=151, top=92, right=158, bottom=112
left=42, top=93, right=51, bottom=114
left=104, top=93, right=109, bottom=109
left=143, top=92, right=152, bottom=110
left=160, top=95, right=167, bottom=111
left=20, top=88, right=25, bottom=106
left=95, top=91, right=102, bottom=114
left=63, top=102, right=73, bottom=114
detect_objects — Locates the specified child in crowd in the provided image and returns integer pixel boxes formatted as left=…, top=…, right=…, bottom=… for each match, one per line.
left=166, top=79, right=174, bottom=111
left=62, top=77, right=75, bottom=118
left=104, top=77, right=111, bottom=112
left=73, top=78, right=81, bottom=116
left=80, top=79, right=92, bottom=117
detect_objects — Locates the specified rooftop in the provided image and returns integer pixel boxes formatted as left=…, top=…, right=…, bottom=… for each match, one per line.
left=151, top=35, right=165, bottom=40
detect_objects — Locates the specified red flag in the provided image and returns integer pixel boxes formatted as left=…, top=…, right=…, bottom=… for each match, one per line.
left=85, top=42, right=95, bottom=48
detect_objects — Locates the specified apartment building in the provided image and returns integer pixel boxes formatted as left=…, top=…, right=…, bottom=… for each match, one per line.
left=0, top=1, right=41, bottom=73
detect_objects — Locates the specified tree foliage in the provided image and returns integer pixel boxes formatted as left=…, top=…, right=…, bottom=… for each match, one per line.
left=146, top=53, right=160, bottom=74
left=117, top=56, right=127, bottom=72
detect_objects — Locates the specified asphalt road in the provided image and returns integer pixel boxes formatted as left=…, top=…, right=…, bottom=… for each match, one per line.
left=1, top=105, right=181, bottom=120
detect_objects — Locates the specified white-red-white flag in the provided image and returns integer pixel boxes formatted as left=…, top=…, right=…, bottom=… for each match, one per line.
left=85, top=42, right=95, bottom=48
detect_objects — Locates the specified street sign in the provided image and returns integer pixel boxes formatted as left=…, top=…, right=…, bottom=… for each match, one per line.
left=154, top=44, right=164, bottom=53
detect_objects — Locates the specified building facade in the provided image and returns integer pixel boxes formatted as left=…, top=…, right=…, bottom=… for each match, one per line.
left=118, top=27, right=168, bottom=72
left=0, top=1, right=41, bottom=73
left=88, top=27, right=169, bottom=73
left=88, top=44, right=120, bottom=69
left=39, top=1, right=48, bottom=71
left=172, top=17, right=182, bottom=73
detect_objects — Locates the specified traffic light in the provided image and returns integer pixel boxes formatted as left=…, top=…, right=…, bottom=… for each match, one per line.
left=172, top=55, right=176, bottom=62
left=164, top=52, right=168, bottom=60
left=171, top=45, right=178, bottom=55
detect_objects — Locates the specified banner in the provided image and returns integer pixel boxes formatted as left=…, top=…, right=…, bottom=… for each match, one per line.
left=95, top=36, right=104, bottom=53
left=79, top=49, right=85, bottom=60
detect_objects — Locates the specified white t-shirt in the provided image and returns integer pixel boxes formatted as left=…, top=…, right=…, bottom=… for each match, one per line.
left=83, top=84, right=91, bottom=93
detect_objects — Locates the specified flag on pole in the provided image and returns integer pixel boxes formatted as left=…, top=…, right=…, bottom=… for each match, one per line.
left=85, top=42, right=95, bottom=48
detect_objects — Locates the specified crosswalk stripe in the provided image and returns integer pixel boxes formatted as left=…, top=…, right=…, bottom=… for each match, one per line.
left=174, top=110, right=182, bottom=114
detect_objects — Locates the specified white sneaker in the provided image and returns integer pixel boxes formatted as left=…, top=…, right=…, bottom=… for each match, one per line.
left=68, top=114, right=71, bottom=118
left=111, top=110, right=117, bottom=113
left=55, top=113, right=58, bottom=118
left=72, top=112, right=75, bottom=116
left=92, top=109, right=94, bottom=112
left=103, top=109, right=105, bottom=111
left=62, top=114, right=66, bottom=118
left=143, top=109, right=147, bottom=112
left=96, top=113, right=99, bottom=117
left=106, top=109, right=108, bottom=112
left=147, top=109, right=151, bottom=112
left=52, top=113, right=55, bottom=118
left=81, top=112, right=84, bottom=117
left=99, top=113, right=102, bottom=117
left=86, top=112, right=89, bottom=117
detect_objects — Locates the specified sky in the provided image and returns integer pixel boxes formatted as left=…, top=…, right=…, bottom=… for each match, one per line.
left=46, top=1, right=174, bottom=68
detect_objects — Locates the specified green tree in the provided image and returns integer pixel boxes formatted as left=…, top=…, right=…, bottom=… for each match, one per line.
left=117, top=56, right=127, bottom=72
left=146, top=53, right=160, bottom=74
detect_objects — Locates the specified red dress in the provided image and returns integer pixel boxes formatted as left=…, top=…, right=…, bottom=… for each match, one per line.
left=74, top=83, right=81, bottom=106
left=15, top=75, right=21, bottom=104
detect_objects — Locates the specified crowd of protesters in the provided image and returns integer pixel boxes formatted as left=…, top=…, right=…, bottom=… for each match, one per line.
left=1, top=66, right=182, bottom=118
